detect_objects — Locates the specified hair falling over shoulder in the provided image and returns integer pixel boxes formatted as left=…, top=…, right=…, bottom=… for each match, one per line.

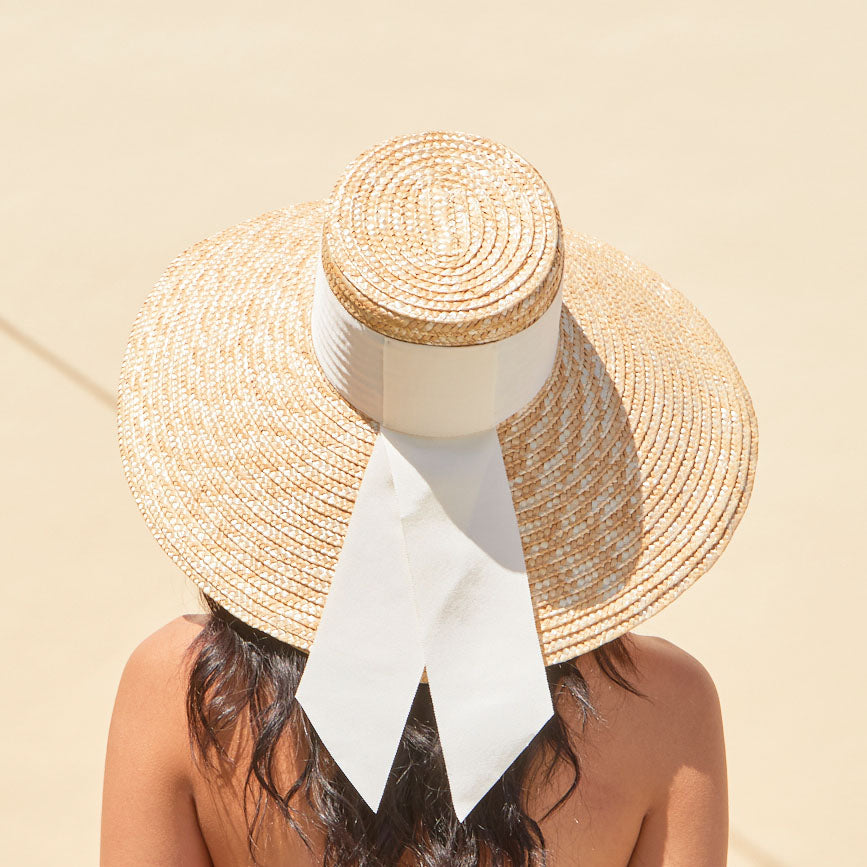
left=184, top=592, right=644, bottom=867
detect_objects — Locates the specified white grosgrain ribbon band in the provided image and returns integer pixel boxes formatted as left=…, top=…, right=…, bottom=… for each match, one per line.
left=295, top=250, right=559, bottom=821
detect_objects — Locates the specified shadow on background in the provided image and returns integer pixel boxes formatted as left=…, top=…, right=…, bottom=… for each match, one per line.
left=1, top=315, right=115, bottom=409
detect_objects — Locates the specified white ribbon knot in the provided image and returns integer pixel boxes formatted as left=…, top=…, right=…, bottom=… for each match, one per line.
left=295, top=250, right=560, bottom=821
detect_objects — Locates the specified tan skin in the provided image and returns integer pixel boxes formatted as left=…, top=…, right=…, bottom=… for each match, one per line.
left=100, top=615, right=728, bottom=866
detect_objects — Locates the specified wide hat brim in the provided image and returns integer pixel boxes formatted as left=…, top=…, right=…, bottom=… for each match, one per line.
left=117, top=200, right=758, bottom=666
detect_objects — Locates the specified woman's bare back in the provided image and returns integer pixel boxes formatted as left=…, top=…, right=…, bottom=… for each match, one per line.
left=101, top=616, right=727, bottom=866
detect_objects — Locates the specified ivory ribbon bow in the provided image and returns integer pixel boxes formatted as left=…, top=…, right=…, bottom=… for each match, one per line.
left=295, top=249, right=560, bottom=821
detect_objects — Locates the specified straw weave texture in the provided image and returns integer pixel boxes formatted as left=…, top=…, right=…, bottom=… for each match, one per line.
left=117, top=131, right=758, bottom=666
left=321, top=131, right=562, bottom=345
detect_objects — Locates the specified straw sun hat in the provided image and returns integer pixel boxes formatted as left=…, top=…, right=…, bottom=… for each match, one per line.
left=116, top=129, right=758, bottom=816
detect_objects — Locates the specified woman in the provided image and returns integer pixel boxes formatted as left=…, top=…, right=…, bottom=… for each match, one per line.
left=101, top=602, right=727, bottom=865
left=101, top=131, right=755, bottom=866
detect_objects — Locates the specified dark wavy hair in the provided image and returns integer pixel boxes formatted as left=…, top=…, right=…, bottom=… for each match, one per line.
left=184, top=591, right=644, bottom=866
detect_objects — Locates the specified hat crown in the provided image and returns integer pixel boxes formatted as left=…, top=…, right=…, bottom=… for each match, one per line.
left=320, top=130, right=564, bottom=346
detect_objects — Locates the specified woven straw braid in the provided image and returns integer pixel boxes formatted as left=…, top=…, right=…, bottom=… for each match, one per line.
left=117, top=132, right=758, bottom=666
left=321, top=130, right=563, bottom=345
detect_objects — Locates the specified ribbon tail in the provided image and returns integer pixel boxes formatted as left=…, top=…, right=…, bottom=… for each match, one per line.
left=382, top=427, right=554, bottom=822
left=295, top=434, right=425, bottom=812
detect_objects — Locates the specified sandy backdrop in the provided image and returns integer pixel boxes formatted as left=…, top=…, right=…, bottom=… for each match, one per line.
left=1, top=1, right=865, bottom=864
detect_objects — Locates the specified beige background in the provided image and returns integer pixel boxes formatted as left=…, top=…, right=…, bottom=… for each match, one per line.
left=2, top=1, right=865, bottom=864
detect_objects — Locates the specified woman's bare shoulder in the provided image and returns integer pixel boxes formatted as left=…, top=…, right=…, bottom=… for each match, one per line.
left=616, top=632, right=726, bottom=778
left=102, top=616, right=216, bottom=864
left=624, top=632, right=721, bottom=696
left=614, top=634, right=729, bottom=863
left=628, top=633, right=719, bottom=711
left=132, top=613, right=209, bottom=655
left=112, top=615, right=209, bottom=737
left=122, top=614, right=209, bottom=678
left=105, top=616, right=211, bottom=786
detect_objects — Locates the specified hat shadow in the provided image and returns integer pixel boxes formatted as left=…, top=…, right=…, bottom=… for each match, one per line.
left=394, top=304, right=644, bottom=615
left=534, top=305, right=645, bottom=616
